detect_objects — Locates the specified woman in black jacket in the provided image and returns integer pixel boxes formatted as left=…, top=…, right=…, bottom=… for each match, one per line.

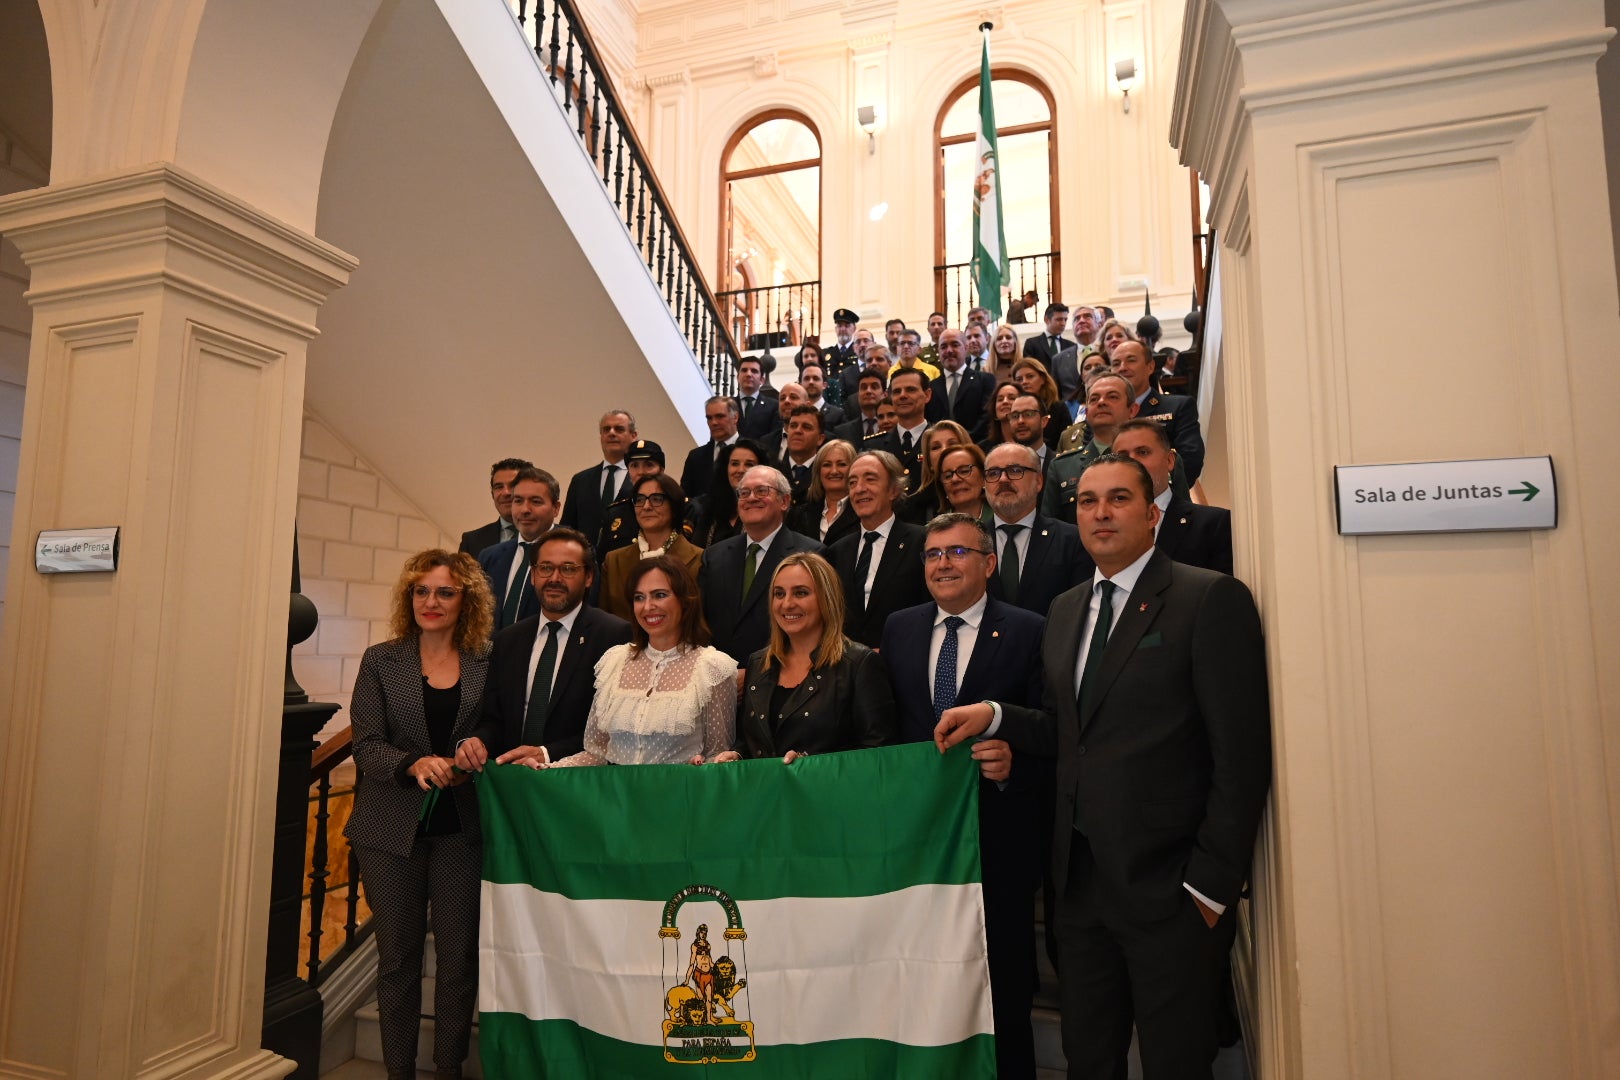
left=714, top=552, right=897, bottom=761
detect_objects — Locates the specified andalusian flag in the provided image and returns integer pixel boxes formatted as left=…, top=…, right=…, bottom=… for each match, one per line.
left=971, top=24, right=1008, bottom=321
left=477, top=742, right=994, bottom=1077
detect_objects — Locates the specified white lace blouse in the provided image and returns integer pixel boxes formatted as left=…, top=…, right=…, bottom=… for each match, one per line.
left=552, top=642, right=738, bottom=767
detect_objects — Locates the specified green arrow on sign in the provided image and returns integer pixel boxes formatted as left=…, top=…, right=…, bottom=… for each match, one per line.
left=1508, top=481, right=1539, bottom=501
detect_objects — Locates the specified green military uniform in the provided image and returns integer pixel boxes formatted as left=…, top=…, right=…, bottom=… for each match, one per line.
left=1043, top=439, right=1190, bottom=520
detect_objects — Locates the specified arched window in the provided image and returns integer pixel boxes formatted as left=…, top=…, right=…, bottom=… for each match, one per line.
left=934, top=72, right=1058, bottom=325
left=719, top=111, right=822, bottom=348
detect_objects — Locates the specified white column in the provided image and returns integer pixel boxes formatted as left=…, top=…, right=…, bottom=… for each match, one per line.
left=0, top=165, right=354, bottom=1079
left=1175, top=1, right=1620, bottom=1077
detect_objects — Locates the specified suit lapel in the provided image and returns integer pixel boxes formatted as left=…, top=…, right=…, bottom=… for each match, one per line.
left=740, top=533, right=790, bottom=613
left=1155, top=495, right=1191, bottom=560
left=1079, top=553, right=1171, bottom=733
left=386, top=639, right=432, bottom=753
left=549, top=611, right=593, bottom=704
left=869, top=526, right=912, bottom=605
left=452, top=649, right=487, bottom=739
left=956, top=600, right=1006, bottom=703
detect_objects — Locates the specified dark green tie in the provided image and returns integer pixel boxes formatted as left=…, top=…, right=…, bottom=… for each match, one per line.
left=998, top=523, right=1024, bottom=602
left=521, top=620, right=563, bottom=746
left=600, top=464, right=618, bottom=506
left=1077, top=580, right=1116, bottom=719
left=742, top=542, right=762, bottom=598
left=853, top=531, right=880, bottom=613
left=501, top=541, right=536, bottom=627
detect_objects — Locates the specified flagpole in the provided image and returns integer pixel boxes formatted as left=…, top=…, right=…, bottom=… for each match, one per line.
left=971, top=22, right=1009, bottom=322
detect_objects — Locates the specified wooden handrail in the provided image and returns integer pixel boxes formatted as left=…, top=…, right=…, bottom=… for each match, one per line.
left=310, top=725, right=352, bottom=780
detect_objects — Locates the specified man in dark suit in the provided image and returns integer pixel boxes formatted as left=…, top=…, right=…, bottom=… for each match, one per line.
left=881, top=512, right=1049, bottom=1080
left=679, top=396, right=739, bottom=500
left=984, top=442, right=1091, bottom=617
left=478, top=467, right=561, bottom=629
left=1114, top=419, right=1232, bottom=576
left=860, top=366, right=929, bottom=493
left=734, top=357, right=780, bottom=441
left=925, top=327, right=993, bottom=441
left=798, top=362, right=845, bottom=430
left=833, top=370, right=885, bottom=443
left=457, top=527, right=632, bottom=771
left=937, top=454, right=1272, bottom=1080
left=829, top=450, right=927, bottom=648
left=559, top=409, right=635, bottom=545
left=698, top=464, right=825, bottom=664
left=1114, top=340, right=1205, bottom=485
left=1022, top=302, right=1075, bottom=366
left=458, top=457, right=532, bottom=556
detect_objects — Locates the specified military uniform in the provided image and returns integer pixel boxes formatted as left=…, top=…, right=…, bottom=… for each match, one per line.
left=820, top=307, right=862, bottom=409
left=1043, top=439, right=1190, bottom=520
left=860, top=429, right=923, bottom=495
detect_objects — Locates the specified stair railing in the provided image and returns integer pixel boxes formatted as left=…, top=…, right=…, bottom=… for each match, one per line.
left=515, top=0, right=739, bottom=396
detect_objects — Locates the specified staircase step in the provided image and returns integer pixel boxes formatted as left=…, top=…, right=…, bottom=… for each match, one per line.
left=354, top=998, right=483, bottom=1079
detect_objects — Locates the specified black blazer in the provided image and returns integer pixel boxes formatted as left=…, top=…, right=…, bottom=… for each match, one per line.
left=860, top=429, right=924, bottom=494
left=833, top=415, right=878, bottom=443
left=997, top=552, right=1272, bottom=918
left=986, top=513, right=1092, bottom=617
left=737, top=396, right=780, bottom=441
left=1022, top=332, right=1075, bottom=366
left=1135, top=391, right=1205, bottom=486
left=1157, top=493, right=1233, bottom=577
left=699, top=528, right=826, bottom=664
left=560, top=463, right=631, bottom=548
left=479, top=538, right=540, bottom=627
left=680, top=441, right=735, bottom=500
left=344, top=638, right=491, bottom=857
left=816, top=402, right=846, bottom=430
left=736, top=641, right=897, bottom=758
left=466, top=605, right=633, bottom=762
left=786, top=499, right=859, bottom=547
left=459, top=520, right=505, bottom=558
left=829, top=520, right=929, bottom=649
left=925, top=368, right=995, bottom=441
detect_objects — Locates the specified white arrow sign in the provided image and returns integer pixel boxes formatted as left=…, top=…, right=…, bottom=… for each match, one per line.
left=1334, top=456, right=1556, bottom=536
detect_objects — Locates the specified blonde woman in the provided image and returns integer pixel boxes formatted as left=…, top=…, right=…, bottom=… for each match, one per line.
left=717, top=552, right=897, bottom=761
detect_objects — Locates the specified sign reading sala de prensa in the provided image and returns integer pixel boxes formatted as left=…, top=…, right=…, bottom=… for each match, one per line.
left=1334, top=455, right=1556, bottom=536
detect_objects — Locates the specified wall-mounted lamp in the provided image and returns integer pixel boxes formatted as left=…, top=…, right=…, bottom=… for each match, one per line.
left=1114, top=58, right=1138, bottom=114
left=857, top=105, right=877, bottom=155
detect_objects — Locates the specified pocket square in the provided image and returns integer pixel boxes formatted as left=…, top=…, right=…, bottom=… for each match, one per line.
left=1136, top=631, right=1163, bottom=649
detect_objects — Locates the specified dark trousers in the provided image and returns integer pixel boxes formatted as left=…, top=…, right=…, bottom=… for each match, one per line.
left=356, top=832, right=482, bottom=1074
left=1055, top=833, right=1222, bottom=1080
left=982, top=783, right=1041, bottom=1078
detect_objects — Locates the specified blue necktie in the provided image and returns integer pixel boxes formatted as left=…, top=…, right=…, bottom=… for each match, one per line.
left=933, top=615, right=965, bottom=725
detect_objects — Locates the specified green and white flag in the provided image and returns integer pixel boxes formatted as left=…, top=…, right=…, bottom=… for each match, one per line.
left=477, top=742, right=994, bottom=1077
left=971, top=28, right=1008, bottom=322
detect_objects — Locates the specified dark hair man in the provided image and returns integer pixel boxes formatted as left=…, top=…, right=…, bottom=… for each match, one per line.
left=866, top=367, right=930, bottom=492
left=459, top=457, right=535, bottom=556
left=736, top=358, right=779, bottom=441
left=926, top=328, right=993, bottom=441
left=781, top=405, right=826, bottom=504
left=480, top=466, right=563, bottom=628
left=1112, top=419, right=1232, bottom=575
left=1111, top=340, right=1206, bottom=486
left=457, top=526, right=633, bottom=771
left=680, top=396, right=739, bottom=500
left=834, top=370, right=887, bottom=442
left=936, top=453, right=1271, bottom=1080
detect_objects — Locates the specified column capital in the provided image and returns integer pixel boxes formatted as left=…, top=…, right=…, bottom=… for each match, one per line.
left=0, top=164, right=356, bottom=339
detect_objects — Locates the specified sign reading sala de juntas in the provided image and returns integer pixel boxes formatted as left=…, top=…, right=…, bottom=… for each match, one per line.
left=1334, top=455, right=1556, bottom=536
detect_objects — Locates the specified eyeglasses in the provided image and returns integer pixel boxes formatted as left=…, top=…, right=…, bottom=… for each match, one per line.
left=631, top=494, right=670, bottom=507
left=1007, top=409, right=1043, bottom=421
left=984, top=465, right=1035, bottom=482
left=734, top=485, right=783, bottom=500
left=922, top=546, right=992, bottom=563
left=938, top=465, right=981, bottom=482
left=411, top=585, right=462, bottom=601
left=534, top=562, right=585, bottom=578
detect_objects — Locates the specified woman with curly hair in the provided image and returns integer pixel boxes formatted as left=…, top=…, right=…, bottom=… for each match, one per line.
left=344, top=549, right=495, bottom=1080
left=684, top=437, right=769, bottom=548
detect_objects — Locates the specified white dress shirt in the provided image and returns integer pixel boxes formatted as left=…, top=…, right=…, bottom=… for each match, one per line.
left=990, top=508, right=1037, bottom=569
left=927, top=591, right=989, bottom=697
left=523, top=602, right=583, bottom=716
left=1152, top=487, right=1172, bottom=539
left=854, top=514, right=895, bottom=607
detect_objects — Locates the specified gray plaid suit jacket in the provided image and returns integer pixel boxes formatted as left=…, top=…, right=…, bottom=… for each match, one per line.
left=343, top=636, right=491, bottom=856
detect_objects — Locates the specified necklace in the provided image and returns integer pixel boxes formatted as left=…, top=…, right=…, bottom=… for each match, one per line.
left=421, top=644, right=457, bottom=682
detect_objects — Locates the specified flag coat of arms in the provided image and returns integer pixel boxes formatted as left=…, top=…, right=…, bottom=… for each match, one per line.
left=476, top=742, right=995, bottom=1076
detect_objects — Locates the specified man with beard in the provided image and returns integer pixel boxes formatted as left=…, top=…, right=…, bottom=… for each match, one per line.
left=478, top=466, right=562, bottom=629
left=458, top=527, right=633, bottom=770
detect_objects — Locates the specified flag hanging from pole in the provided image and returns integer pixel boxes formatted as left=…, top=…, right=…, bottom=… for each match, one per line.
left=971, top=24, right=1008, bottom=322
left=476, top=742, right=996, bottom=1077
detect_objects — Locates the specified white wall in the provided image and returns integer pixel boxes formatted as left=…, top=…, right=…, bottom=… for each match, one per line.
left=588, top=0, right=1199, bottom=333
left=294, top=412, right=458, bottom=738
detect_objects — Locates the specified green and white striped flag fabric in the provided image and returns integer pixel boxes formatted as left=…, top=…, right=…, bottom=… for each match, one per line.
left=971, top=27, right=1008, bottom=322
left=477, top=741, right=994, bottom=1077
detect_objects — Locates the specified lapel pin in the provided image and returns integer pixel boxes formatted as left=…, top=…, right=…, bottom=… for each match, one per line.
left=577, top=635, right=586, bottom=644
left=1180, top=517, right=1188, bottom=525
left=1139, top=603, right=1148, bottom=613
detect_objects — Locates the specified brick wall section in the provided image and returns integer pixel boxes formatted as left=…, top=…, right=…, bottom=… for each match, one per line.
left=295, top=412, right=458, bottom=739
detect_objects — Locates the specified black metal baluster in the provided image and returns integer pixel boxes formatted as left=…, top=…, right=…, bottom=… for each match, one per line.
left=635, top=174, right=647, bottom=250
left=305, top=776, right=331, bottom=984
left=589, top=82, right=602, bottom=162
left=562, top=25, right=576, bottom=113
left=547, top=4, right=561, bottom=82
left=655, top=220, right=667, bottom=289
left=613, top=127, right=626, bottom=206
left=599, top=111, right=613, bottom=187
left=344, top=846, right=362, bottom=951
left=576, top=65, right=588, bottom=136
left=517, top=0, right=529, bottom=28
